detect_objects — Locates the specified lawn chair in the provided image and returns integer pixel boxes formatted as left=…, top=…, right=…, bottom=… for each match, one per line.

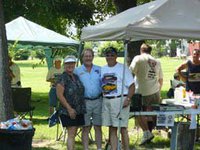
left=11, top=87, right=35, bottom=120
left=55, top=113, right=94, bottom=143
left=167, top=80, right=174, bottom=98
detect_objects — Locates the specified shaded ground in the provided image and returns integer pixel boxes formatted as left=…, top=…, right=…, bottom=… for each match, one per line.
left=32, top=139, right=54, bottom=148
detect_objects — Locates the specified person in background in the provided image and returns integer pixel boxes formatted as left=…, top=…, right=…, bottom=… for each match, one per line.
left=9, top=56, right=21, bottom=87
left=177, top=49, right=200, bottom=94
left=56, top=55, right=86, bottom=150
left=167, top=73, right=185, bottom=98
left=46, top=56, right=63, bottom=117
left=129, top=43, right=163, bottom=145
left=101, top=47, right=135, bottom=150
left=171, top=73, right=185, bottom=89
left=74, top=48, right=102, bottom=150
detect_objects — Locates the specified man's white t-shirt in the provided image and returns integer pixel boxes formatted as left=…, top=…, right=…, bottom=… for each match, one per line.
left=101, top=62, right=134, bottom=97
left=130, top=53, right=163, bottom=96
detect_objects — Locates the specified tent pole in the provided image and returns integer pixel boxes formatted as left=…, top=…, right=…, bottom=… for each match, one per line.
left=77, top=41, right=84, bottom=66
left=117, top=40, right=129, bottom=150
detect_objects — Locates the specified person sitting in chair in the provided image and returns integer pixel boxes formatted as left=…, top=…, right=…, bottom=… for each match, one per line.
left=167, top=73, right=185, bottom=98
left=171, top=73, right=185, bottom=89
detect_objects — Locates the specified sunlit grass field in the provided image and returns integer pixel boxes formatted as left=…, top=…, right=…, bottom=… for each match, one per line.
left=15, top=56, right=200, bottom=150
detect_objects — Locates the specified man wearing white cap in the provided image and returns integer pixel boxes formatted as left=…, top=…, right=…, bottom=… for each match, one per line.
left=46, top=56, right=63, bottom=117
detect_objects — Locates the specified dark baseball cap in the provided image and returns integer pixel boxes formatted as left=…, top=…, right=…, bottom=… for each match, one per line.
left=104, top=47, right=117, bottom=54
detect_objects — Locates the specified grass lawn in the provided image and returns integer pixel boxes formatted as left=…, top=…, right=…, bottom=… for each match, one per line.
left=15, top=56, right=200, bottom=149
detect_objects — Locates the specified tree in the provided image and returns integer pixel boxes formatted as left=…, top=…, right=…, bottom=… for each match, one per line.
left=3, top=0, right=152, bottom=62
left=0, top=0, right=14, bottom=121
left=2, top=0, right=115, bottom=38
left=113, top=0, right=146, bottom=65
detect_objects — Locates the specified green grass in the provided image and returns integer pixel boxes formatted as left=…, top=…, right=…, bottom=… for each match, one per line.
left=15, top=57, right=200, bottom=150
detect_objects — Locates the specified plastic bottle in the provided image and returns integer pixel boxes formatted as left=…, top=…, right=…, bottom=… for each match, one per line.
left=174, top=86, right=185, bottom=103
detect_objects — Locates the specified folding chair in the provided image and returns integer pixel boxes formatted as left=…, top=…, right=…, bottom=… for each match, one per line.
left=11, top=87, right=35, bottom=120
left=55, top=114, right=94, bottom=143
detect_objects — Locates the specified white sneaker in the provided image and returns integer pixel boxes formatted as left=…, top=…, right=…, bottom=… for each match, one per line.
left=140, top=131, right=154, bottom=145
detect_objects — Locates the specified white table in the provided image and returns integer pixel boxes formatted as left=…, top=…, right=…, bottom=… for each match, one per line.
left=129, top=108, right=200, bottom=116
left=129, top=103, right=200, bottom=150
left=162, top=98, right=194, bottom=108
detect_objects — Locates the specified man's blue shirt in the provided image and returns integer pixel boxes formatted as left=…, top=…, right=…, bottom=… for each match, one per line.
left=74, top=64, right=101, bottom=98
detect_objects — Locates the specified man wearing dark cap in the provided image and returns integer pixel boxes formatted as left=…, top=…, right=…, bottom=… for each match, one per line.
left=101, top=47, right=135, bottom=150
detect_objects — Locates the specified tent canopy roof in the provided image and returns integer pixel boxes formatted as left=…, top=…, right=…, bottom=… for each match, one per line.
left=6, top=16, right=79, bottom=47
left=81, top=0, right=200, bottom=41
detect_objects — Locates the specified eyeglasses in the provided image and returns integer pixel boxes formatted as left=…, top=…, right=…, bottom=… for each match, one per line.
left=105, top=54, right=115, bottom=57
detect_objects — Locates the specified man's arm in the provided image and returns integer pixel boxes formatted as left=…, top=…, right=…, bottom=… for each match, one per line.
left=46, top=69, right=56, bottom=84
left=176, top=62, right=187, bottom=82
left=158, top=78, right=163, bottom=91
left=123, top=83, right=135, bottom=108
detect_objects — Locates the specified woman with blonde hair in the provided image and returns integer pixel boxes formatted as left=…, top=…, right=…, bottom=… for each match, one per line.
left=56, top=55, right=86, bottom=150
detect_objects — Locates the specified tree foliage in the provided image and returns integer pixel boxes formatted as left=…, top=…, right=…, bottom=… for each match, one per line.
left=3, top=0, right=152, bottom=36
left=3, top=0, right=116, bottom=37
left=98, top=41, right=124, bottom=56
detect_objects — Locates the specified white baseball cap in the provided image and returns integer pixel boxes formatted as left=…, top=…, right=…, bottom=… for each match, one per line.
left=64, top=55, right=77, bottom=63
left=53, top=56, right=62, bottom=62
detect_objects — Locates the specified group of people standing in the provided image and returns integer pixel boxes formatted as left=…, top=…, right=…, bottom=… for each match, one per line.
left=46, top=43, right=164, bottom=150
left=46, top=43, right=200, bottom=150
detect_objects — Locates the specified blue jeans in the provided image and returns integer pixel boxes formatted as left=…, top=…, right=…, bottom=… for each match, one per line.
left=49, top=87, right=58, bottom=107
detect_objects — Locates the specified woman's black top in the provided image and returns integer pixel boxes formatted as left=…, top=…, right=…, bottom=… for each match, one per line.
left=57, top=72, right=86, bottom=115
left=186, top=60, right=200, bottom=94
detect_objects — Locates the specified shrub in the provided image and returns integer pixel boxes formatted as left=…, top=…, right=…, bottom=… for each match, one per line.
left=35, top=49, right=46, bottom=60
left=14, top=49, right=30, bottom=60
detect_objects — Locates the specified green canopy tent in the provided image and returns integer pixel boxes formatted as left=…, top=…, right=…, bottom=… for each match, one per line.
left=5, top=16, right=80, bottom=69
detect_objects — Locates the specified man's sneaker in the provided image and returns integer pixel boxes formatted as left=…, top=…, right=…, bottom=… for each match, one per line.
left=140, top=131, right=154, bottom=145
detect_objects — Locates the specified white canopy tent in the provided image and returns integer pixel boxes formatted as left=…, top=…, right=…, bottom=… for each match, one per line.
left=5, top=16, right=80, bottom=68
left=81, top=0, right=200, bottom=149
left=6, top=16, right=79, bottom=46
left=81, top=0, right=200, bottom=41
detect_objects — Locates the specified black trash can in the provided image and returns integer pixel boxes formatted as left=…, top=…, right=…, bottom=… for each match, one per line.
left=0, top=128, right=35, bottom=150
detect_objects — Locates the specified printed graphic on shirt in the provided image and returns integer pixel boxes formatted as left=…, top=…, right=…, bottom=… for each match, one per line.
left=188, top=73, right=200, bottom=82
left=95, top=69, right=100, bottom=74
left=146, top=59, right=157, bottom=80
left=53, top=73, right=62, bottom=86
left=102, top=73, right=117, bottom=95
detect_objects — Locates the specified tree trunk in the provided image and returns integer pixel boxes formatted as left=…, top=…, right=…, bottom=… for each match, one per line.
left=113, top=0, right=144, bottom=65
left=0, top=0, right=14, bottom=121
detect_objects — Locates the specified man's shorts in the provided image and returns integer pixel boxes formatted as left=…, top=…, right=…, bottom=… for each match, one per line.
left=142, top=91, right=160, bottom=110
left=102, top=96, right=130, bottom=127
left=84, top=98, right=102, bottom=126
left=49, top=87, right=58, bottom=107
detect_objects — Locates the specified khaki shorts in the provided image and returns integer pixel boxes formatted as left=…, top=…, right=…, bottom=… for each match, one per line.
left=102, top=97, right=130, bottom=127
left=142, top=92, right=160, bottom=110
left=84, top=98, right=102, bottom=126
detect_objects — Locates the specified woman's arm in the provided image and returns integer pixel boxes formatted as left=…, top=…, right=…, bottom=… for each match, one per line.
left=56, top=83, right=77, bottom=119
